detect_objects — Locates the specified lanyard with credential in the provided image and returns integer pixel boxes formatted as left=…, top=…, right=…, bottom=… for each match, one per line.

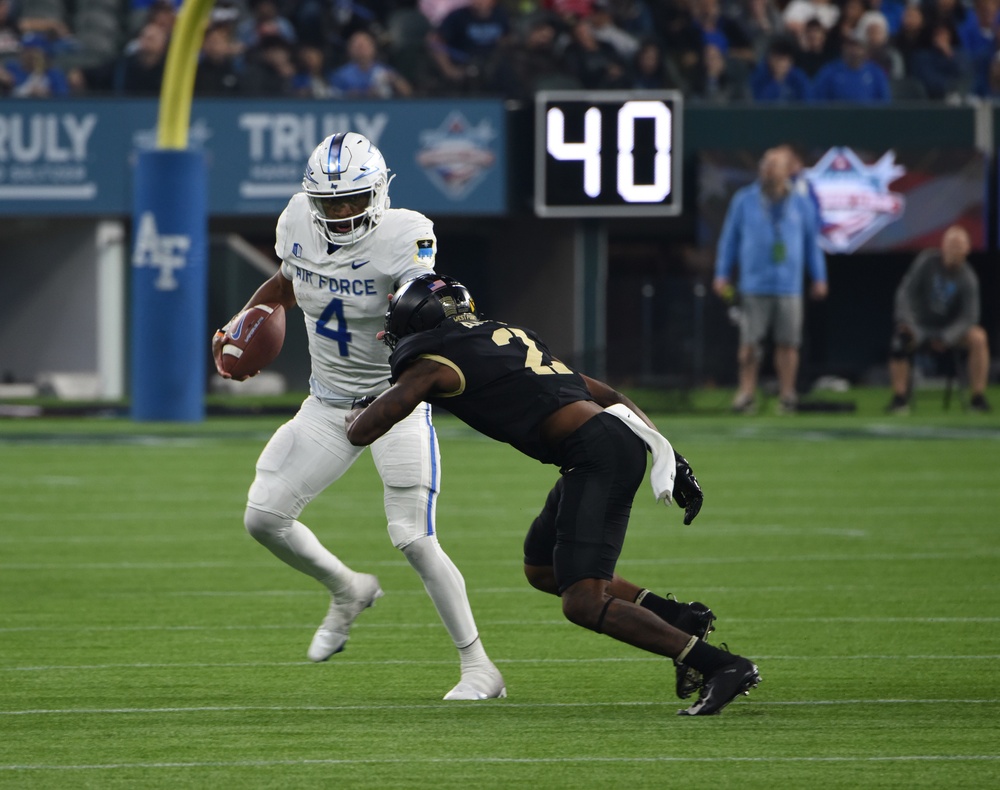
left=764, top=194, right=787, bottom=264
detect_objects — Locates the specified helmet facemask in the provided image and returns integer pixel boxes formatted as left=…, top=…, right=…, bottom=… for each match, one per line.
left=302, top=132, right=393, bottom=246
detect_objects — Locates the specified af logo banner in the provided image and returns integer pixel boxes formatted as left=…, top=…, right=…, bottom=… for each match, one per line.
left=132, top=211, right=192, bottom=291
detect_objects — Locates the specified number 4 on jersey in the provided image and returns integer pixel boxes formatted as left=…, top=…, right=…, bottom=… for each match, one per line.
left=317, top=297, right=352, bottom=356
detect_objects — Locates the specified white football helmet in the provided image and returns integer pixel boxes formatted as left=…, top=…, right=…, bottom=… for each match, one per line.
left=302, top=132, right=394, bottom=246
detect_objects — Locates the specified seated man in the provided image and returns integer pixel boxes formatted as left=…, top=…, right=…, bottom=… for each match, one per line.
left=887, top=225, right=991, bottom=413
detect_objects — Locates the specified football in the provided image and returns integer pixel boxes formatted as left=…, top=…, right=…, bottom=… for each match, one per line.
left=220, top=303, right=286, bottom=379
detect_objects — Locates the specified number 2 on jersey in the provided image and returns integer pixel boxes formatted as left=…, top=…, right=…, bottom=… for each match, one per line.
left=492, top=327, right=571, bottom=375
left=316, top=297, right=352, bottom=356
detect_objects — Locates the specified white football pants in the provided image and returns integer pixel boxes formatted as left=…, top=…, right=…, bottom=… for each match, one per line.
left=243, top=395, right=480, bottom=649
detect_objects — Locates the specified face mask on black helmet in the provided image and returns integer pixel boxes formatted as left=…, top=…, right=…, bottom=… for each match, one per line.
left=303, top=132, right=395, bottom=246
left=381, top=275, right=477, bottom=350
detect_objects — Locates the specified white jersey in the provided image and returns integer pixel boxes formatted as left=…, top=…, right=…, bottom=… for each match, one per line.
left=276, top=192, right=436, bottom=399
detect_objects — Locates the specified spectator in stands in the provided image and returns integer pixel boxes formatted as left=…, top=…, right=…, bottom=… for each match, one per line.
left=195, top=22, right=243, bottom=96
left=429, top=0, right=510, bottom=93
left=116, top=21, right=168, bottom=95
left=237, top=0, right=297, bottom=51
left=0, top=0, right=22, bottom=59
left=589, top=0, right=640, bottom=60
left=240, top=33, right=296, bottom=95
left=957, top=0, right=999, bottom=96
left=630, top=36, right=685, bottom=90
left=15, top=0, right=77, bottom=57
left=983, top=49, right=1000, bottom=97
left=887, top=225, right=991, bottom=414
left=810, top=30, right=891, bottom=101
left=563, top=12, right=631, bottom=89
left=783, top=0, right=840, bottom=43
left=330, top=29, right=413, bottom=97
left=910, top=21, right=972, bottom=99
left=0, top=31, right=70, bottom=97
left=689, top=42, right=750, bottom=101
left=421, top=0, right=472, bottom=28
left=893, top=2, right=930, bottom=71
left=823, top=0, right=867, bottom=57
left=292, top=0, right=382, bottom=54
left=493, top=12, right=576, bottom=98
left=699, top=0, right=757, bottom=61
left=729, top=0, right=784, bottom=59
left=610, top=0, right=657, bottom=40
left=751, top=34, right=811, bottom=100
left=675, top=0, right=757, bottom=78
left=869, top=0, right=905, bottom=35
left=923, top=0, right=968, bottom=35
left=859, top=10, right=905, bottom=79
left=544, top=0, right=599, bottom=24
left=648, top=0, right=691, bottom=47
left=797, top=17, right=833, bottom=76
left=128, top=0, right=178, bottom=39
left=292, top=43, right=335, bottom=98
left=206, top=1, right=245, bottom=45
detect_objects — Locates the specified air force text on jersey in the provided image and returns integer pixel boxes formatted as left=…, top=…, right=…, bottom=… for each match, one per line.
left=291, top=265, right=378, bottom=297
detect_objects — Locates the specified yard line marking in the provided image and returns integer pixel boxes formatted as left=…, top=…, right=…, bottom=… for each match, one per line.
left=4, top=655, right=1000, bottom=672
left=2, top=699, right=998, bottom=717
left=158, top=583, right=1000, bottom=597
left=0, top=699, right=1000, bottom=716
left=3, top=550, right=997, bottom=571
left=2, top=755, right=999, bottom=772
left=3, top=616, right=1000, bottom=634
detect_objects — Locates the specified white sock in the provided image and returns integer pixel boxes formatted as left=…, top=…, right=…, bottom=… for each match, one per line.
left=401, top=535, right=481, bottom=651
left=246, top=509, right=356, bottom=596
left=458, top=637, right=494, bottom=674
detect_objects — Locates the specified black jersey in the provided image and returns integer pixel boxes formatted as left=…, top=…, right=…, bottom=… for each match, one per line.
left=390, top=318, right=594, bottom=464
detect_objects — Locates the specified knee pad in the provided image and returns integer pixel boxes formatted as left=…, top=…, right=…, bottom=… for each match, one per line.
left=383, top=484, right=436, bottom=548
left=243, top=504, right=292, bottom=543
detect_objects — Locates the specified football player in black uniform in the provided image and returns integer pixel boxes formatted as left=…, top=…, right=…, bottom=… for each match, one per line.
left=346, top=275, right=761, bottom=716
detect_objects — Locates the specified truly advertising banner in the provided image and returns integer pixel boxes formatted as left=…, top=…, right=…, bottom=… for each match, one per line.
left=698, top=146, right=986, bottom=253
left=0, top=99, right=507, bottom=217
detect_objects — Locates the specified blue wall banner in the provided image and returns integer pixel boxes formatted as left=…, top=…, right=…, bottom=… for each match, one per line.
left=0, top=100, right=507, bottom=217
left=130, top=149, right=208, bottom=422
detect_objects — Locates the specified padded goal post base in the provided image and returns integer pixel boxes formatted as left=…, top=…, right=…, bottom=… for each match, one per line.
left=130, top=149, right=208, bottom=422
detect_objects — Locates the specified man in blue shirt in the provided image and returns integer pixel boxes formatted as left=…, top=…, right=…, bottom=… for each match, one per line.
left=751, top=35, right=812, bottom=102
left=713, top=146, right=828, bottom=413
left=810, top=33, right=891, bottom=102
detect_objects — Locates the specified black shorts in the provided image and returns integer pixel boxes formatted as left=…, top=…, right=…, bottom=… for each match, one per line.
left=523, top=412, right=647, bottom=593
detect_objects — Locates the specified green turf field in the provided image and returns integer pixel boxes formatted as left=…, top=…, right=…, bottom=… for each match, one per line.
left=2, top=391, right=999, bottom=788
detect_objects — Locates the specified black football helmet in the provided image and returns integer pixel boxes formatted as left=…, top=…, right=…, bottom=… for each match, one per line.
left=382, top=274, right=476, bottom=350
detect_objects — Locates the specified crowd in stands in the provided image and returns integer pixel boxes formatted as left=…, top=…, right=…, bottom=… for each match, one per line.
left=3, top=0, right=1000, bottom=102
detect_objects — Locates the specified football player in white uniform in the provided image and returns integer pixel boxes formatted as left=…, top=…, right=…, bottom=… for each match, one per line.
left=212, top=132, right=505, bottom=700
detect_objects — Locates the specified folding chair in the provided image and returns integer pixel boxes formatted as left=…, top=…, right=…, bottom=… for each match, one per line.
left=909, top=346, right=967, bottom=411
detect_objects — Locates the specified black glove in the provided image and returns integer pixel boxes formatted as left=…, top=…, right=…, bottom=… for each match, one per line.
left=673, top=451, right=703, bottom=525
left=351, top=395, right=378, bottom=409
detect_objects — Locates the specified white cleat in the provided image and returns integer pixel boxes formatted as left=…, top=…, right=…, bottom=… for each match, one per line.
left=443, top=663, right=507, bottom=701
left=307, top=573, right=384, bottom=662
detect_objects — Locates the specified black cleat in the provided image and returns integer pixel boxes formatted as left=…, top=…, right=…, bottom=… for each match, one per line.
left=677, top=656, right=761, bottom=717
left=672, top=601, right=716, bottom=699
left=970, top=394, right=991, bottom=413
